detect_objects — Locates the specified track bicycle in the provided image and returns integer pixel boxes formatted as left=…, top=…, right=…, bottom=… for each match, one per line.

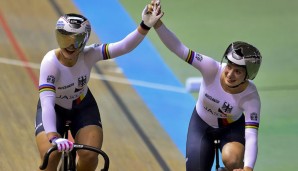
left=39, top=122, right=109, bottom=171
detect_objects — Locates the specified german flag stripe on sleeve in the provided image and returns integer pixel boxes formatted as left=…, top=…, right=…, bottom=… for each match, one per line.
left=185, top=49, right=195, bottom=64
left=245, top=122, right=259, bottom=129
left=39, top=84, right=56, bottom=93
left=102, top=44, right=111, bottom=60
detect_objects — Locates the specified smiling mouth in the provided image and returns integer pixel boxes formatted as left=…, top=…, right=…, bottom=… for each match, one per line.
left=227, top=78, right=235, bottom=84
left=64, top=47, right=76, bottom=54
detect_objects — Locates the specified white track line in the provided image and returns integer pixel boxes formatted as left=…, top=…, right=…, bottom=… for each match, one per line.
left=0, top=57, right=40, bottom=69
left=0, top=57, right=187, bottom=93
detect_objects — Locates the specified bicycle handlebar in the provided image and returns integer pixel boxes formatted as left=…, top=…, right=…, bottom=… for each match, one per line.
left=39, top=144, right=109, bottom=171
left=39, top=145, right=58, bottom=170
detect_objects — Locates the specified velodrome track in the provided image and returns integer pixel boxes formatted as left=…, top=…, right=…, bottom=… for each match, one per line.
left=1, top=0, right=298, bottom=171
left=0, top=1, right=187, bottom=170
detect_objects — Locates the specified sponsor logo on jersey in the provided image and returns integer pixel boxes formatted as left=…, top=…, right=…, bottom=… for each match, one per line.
left=47, top=75, right=55, bottom=84
left=205, top=93, right=220, bottom=103
left=204, top=106, right=228, bottom=118
left=56, top=93, right=81, bottom=100
left=203, top=101, right=234, bottom=118
left=195, top=53, right=203, bottom=62
left=57, top=83, right=74, bottom=90
left=250, top=112, right=258, bottom=121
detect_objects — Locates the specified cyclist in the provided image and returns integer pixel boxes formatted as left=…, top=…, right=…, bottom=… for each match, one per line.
left=34, top=4, right=163, bottom=171
left=151, top=5, right=262, bottom=171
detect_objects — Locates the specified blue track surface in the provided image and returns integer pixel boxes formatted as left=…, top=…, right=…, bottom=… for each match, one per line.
left=73, top=0, right=223, bottom=169
left=73, top=0, right=195, bottom=156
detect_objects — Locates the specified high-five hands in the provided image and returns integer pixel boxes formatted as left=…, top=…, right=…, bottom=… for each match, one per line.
left=147, top=0, right=161, bottom=15
left=141, top=0, right=163, bottom=29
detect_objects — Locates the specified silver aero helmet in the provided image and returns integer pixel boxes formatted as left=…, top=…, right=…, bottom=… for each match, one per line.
left=55, top=13, right=91, bottom=52
left=222, top=41, right=262, bottom=80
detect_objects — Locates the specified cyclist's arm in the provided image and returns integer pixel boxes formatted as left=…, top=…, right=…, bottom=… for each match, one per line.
left=39, top=54, right=59, bottom=140
left=107, top=28, right=147, bottom=59
left=40, top=93, right=58, bottom=137
left=241, top=91, right=261, bottom=169
left=89, top=6, right=163, bottom=60
left=83, top=27, right=148, bottom=64
left=154, top=21, right=219, bottom=79
left=244, top=129, right=257, bottom=170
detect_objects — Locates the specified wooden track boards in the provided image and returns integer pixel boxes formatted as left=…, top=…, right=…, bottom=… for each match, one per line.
left=0, top=0, right=185, bottom=170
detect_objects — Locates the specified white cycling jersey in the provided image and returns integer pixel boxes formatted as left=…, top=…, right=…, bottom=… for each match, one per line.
left=196, top=62, right=260, bottom=129
left=155, top=24, right=261, bottom=168
left=39, top=29, right=145, bottom=134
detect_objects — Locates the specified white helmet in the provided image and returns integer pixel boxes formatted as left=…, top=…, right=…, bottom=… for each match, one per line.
left=222, top=41, right=262, bottom=80
left=55, top=13, right=91, bottom=51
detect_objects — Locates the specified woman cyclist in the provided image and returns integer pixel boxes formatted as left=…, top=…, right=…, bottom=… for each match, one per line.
left=34, top=5, right=163, bottom=171
left=151, top=6, right=262, bottom=171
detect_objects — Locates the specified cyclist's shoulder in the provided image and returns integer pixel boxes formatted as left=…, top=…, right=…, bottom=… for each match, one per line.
left=246, top=81, right=259, bottom=95
left=41, top=49, right=59, bottom=67
left=83, top=43, right=103, bottom=54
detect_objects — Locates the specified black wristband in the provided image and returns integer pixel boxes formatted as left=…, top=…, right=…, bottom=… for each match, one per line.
left=140, top=21, right=151, bottom=30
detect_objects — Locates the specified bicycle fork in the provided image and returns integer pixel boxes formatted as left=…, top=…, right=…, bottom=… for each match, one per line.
left=59, top=150, right=77, bottom=171
left=214, top=139, right=220, bottom=171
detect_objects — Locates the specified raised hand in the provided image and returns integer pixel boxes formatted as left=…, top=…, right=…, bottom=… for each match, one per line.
left=147, top=0, right=161, bottom=14
left=141, top=1, right=164, bottom=29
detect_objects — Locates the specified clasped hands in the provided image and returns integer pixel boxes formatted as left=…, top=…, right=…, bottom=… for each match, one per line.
left=142, top=0, right=163, bottom=28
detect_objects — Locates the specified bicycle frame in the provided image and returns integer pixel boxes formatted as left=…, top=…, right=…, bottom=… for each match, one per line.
left=215, top=139, right=227, bottom=171
left=58, top=123, right=76, bottom=171
left=58, top=148, right=76, bottom=171
left=214, top=139, right=220, bottom=170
